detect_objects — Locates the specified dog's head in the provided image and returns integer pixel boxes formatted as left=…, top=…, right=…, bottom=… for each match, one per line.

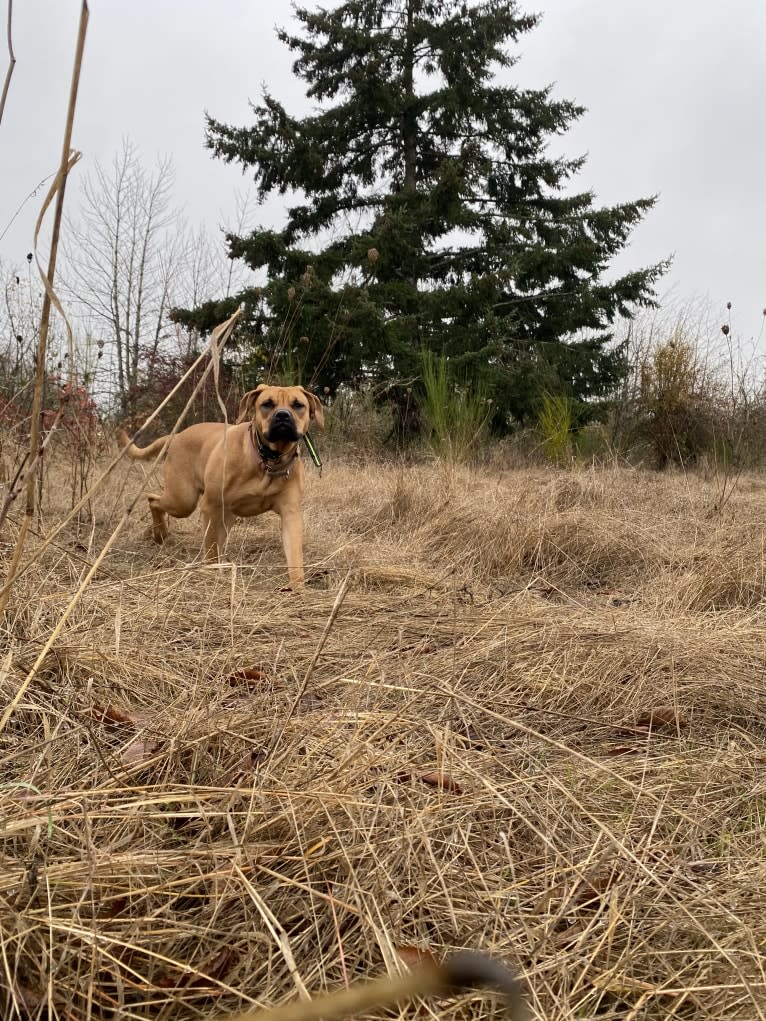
left=236, top=384, right=324, bottom=446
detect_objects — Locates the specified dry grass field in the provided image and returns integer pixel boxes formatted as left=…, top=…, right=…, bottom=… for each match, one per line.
left=3, top=450, right=766, bottom=1019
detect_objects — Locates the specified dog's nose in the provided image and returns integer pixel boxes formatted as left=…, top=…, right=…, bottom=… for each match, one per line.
left=274, top=409, right=292, bottom=420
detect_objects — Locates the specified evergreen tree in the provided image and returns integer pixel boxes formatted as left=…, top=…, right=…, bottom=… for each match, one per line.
left=174, top=0, right=667, bottom=428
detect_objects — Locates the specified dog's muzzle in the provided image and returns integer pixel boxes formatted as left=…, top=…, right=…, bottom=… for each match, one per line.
left=265, top=409, right=300, bottom=442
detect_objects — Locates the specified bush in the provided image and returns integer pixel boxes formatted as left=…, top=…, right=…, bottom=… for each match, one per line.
left=122, top=346, right=241, bottom=435
left=321, top=385, right=394, bottom=459
left=611, top=303, right=766, bottom=472
left=636, top=336, right=717, bottom=467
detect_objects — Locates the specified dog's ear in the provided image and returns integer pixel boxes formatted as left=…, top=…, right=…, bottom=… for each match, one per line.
left=236, top=385, right=268, bottom=424
left=301, top=388, right=325, bottom=429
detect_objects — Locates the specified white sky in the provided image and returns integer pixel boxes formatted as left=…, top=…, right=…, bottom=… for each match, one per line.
left=2, top=0, right=765, bottom=340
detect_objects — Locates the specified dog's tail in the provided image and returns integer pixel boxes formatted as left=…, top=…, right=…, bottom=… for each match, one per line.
left=116, top=429, right=171, bottom=462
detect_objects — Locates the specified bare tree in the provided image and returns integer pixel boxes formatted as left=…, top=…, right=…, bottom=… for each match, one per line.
left=62, top=138, right=185, bottom=416
left=171, top=189, right=257, bottom=360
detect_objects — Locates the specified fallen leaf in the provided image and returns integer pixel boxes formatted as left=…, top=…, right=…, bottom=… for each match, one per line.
left=224, top=667, right=270, bottom=689
left=549, top=918, right=590, bottom=947
left=591, top=972, right=677, bottom=997
left=296, top=695, right=323, bottom=714
left=194, top=947, right=238, bottom=986
left=155, top=947, right=233, bottom=988
left=456, top=725, right=488, bottom=748
left=100, top=896, right=128, bottom=919
left=12, top=982, right=46, bottom=1017
left=304, top=836, right=331, bottom=858
left=396, top=945, right=437, bottom=968
left=573, top=869, right=620, bottom=906
left=635, top=706, right=688, bottom=730
left=155, top=947, right=238, bottom=989
left=88, top=703, right=152, bottom=729
left=547, top=866, right=621, bottom=917
left=407, top=640, right=437, bottom=655
left=217, top=748, right=266, bottom=786
left=121, top=738, right=162, bottom=767
left=416, top=771, right=465, bottom=794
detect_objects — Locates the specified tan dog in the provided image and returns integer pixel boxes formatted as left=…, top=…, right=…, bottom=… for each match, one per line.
left=117, top=385, right=324, bottom=587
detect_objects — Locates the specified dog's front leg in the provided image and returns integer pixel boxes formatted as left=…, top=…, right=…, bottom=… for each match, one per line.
left=280, top=507, right=305, bottom=588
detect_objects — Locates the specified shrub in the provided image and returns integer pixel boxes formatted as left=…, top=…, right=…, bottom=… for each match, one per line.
left=635, top=335, right=717, bottom=468
left=123, top=346, right=241, bottom=434
left=419, top=351, right=489, bottom=462
left=537, top=393, right=574, bottom=464
left=321, top=385, right=394, bottom=459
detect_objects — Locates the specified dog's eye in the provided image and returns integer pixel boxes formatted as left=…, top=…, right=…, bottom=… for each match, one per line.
left=291, top=400, right=305, bottom=411
left=260, top=399, right=275, bottom=409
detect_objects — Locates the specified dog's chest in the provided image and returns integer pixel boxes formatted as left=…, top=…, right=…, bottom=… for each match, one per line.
left=226, top=467, right=296, bottom=517
left=228, top=484, right=275, bottom=517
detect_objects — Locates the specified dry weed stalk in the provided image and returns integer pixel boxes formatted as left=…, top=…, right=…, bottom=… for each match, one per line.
left=0, top=0, right=15, bottom=126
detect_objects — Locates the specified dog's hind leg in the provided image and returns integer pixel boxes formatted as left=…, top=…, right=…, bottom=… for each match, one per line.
left=146, top=493, right=170, bottom=544
left=146, top=480, right=201, bottom=545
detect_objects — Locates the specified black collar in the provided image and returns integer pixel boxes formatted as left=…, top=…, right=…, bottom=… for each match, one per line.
left=249, top=423, right=300, bottom=477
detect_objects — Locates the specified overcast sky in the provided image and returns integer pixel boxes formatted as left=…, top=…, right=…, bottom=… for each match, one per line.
left=2, top=0, right=765, bottom=341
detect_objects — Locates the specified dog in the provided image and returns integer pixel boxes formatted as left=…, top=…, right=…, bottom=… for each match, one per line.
left=117, top=385, right=324, bottom=587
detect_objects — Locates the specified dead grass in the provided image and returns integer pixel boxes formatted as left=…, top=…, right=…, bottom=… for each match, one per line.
left=2, top=453, right=766, bottom=1019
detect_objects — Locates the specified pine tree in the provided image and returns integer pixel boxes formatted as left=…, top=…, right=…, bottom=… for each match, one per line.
left=175, top=0, right=667, bottom=428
